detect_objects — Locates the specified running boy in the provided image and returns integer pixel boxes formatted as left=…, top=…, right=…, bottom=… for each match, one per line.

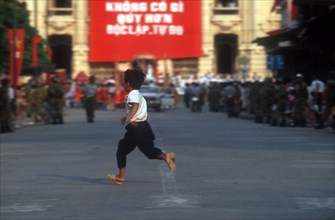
left=108, top=69, right=176, bottom=185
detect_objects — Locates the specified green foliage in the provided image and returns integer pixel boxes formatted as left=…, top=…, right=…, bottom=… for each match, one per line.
left=0, top=0, right=49, bottom=75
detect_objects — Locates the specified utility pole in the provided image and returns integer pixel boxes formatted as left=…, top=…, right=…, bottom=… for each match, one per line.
left=34, top=0, right=37, bottom=28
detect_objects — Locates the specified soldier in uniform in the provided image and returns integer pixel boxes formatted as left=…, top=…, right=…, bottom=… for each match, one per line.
left=252, top=80, right=264, bottom=123
left=222, top=81, right=236, bottom=117
left=183, top=83, right=191, bottom=108
left=292, top=73, right=308, bottom=127
left=0, top=77, right=13, bottom=133
left=322, top=70, right=335, bottom=129
left=208, top=82, right=221, bottom=112
left=271, top=77, right=290, bottom=127
left=30, top=80, right=47, bottom=124
left=262, top=78, right=276, bottom=124
left=233, top=82, right=242, bottom=117
left=47, top=76, right=64, bottom=124
left=23, top=79, right=33, bottom=121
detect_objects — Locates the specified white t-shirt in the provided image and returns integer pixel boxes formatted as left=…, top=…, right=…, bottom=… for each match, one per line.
left=126, top=90, right=147, bottom=122
left=310, top=80, right=325, bottom=93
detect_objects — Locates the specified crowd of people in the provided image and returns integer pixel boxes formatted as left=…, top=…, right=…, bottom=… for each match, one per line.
left=1, top=70, right=335, bottom=133
left=0, top=74, right=120, bottom=133
left=185, top=71, right=335, bottom=130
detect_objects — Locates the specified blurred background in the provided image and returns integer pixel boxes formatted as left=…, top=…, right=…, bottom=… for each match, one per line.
left=1, top=0, right=334, bottom=85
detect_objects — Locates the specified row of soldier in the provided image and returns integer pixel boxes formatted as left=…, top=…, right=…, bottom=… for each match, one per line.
left=207, top=71, right=335, bottom=129
left=0, top=74, right=119, bottom=133
left=0, top=76, right=65, bottom=133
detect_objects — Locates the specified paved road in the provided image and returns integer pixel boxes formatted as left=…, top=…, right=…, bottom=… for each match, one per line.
left=1, top=105, right=334, bottom=220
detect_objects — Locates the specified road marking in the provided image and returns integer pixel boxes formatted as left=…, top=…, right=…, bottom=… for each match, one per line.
left=293, top=144, right=335, bottom=147
left=205, top=179, right=266, bottom=184
left=295, top=197, right=335, bottom=210
left=145, top=164, right=200, bottom=208
left=292, top=160, right=335, bottom=168
left=294, top=160, right=335, bottom=164
left=0, top=204, right=50, bottom=213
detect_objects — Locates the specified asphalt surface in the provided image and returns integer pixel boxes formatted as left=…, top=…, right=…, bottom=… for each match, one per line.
left=1, top=104, right=334, bottom=220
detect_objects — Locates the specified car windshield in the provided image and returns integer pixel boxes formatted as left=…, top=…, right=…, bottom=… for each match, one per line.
left=140, top=86, right=159, bottom=93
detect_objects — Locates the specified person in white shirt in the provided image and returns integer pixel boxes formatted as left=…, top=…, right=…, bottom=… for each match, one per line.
left=108, top=69, right=176, bottom=185
left=310, top=74, right=325, bottom=128
left=82, top=76, right=98, bottom=123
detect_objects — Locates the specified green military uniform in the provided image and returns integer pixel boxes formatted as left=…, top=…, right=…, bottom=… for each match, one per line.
left=252, top=81, right=264, bottom=123
left=208, top=83, right=221, bottom=112
left=262, top=78, right=276, bottom=123
left=47, top=79, right=64, bottom=124
left=0, top=78, right=13, bottom=133
left=293, top=75, right=308, bottom=127
left=31, top=84, right=47, bottom=123
left=323, top=73, right=335, bottom=129
left=272, top=80, right=289, bottom=127
left=23, top=81, right=33, bottom=117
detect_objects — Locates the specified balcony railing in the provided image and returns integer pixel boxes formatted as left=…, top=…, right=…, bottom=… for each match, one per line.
left=213, top=2, right=239, bottom=15
left=48, top=7, right=73, bottom=16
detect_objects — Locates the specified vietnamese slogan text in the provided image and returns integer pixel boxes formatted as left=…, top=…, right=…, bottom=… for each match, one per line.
left=105, top=1, right=185, bottom=36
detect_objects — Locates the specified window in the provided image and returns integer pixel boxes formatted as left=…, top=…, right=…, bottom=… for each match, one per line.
left=172, top=58, right=199, bottom=76
left=55, top=0, right=72, bottom=8
left=214, top=0, right=239, bottom=15
left=48, top=0, right=73, bottom=16
left=216, top=0, right=238, bottom=8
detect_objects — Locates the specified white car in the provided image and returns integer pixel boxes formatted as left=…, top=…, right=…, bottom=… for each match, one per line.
left=140, top=85, right=163, bottom=111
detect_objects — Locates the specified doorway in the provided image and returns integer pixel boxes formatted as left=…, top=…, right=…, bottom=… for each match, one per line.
left=48, top=35, right=72, bottom=77
left=215, top=34, right=238, bottom=74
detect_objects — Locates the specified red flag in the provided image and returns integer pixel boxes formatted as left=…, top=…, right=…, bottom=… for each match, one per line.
left=32, top=36, right=41, bottom=66
left=8, top=29, right=25, bottom=86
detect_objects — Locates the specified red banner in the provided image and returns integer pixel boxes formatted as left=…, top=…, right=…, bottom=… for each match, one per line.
left=8, top=29, right=25, bottom=86
left=32, top=36, right=41, bottom=66
left=89, top=0, right=202, bottom=62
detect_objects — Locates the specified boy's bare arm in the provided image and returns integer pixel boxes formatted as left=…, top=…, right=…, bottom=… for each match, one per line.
left=127, top=102, right=140, bottom=126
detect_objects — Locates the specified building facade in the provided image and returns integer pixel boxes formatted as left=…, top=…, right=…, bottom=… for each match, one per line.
left=254, top=0, right=335, bottom=82
left=22, top=0, right=280, bottom=80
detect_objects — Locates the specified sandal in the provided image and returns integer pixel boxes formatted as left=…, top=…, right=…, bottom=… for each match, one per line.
left=166, top=152, right=176, bottom=172
left=107, top=174, right=125, bottom=185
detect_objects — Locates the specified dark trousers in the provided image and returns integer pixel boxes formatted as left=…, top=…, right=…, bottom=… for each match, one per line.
left=116, top=121, right=163, bottom=168
left=84, top=97, right=95, bottom=122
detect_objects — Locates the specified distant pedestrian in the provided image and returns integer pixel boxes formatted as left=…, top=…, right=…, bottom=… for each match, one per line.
left=292, top=73, right=308, bottom=127
left=310, top=74, right=325, bottom=129
left=184, top=83, right=191, bottom=108
left=47, top=76, right=64, bottom=124
left=82, top=76, right=98, bottom=123
left=0, top=77, right=14, bottom=133
left=108, top=69, right=176, bottom=185
left=15, top=85, right=28, bottom=128
left=323, top=71, right=335, bottom=129
left=222, top=82, right=236, bottom=117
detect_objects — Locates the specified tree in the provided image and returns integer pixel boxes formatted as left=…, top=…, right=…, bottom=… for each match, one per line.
left=0, top=0, right=48, bottom=75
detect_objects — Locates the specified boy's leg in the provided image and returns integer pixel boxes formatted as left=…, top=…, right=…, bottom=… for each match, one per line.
left=137, top=124, right=176, bottom=171
left=115, top=132, right=137, bottom=180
